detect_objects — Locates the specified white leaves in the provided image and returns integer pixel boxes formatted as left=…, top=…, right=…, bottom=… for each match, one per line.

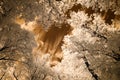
left=67, top=11, right=89, bottom=27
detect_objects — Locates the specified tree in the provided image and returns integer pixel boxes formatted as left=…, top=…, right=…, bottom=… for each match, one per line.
left=0, top=0, right=120, bottom=80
